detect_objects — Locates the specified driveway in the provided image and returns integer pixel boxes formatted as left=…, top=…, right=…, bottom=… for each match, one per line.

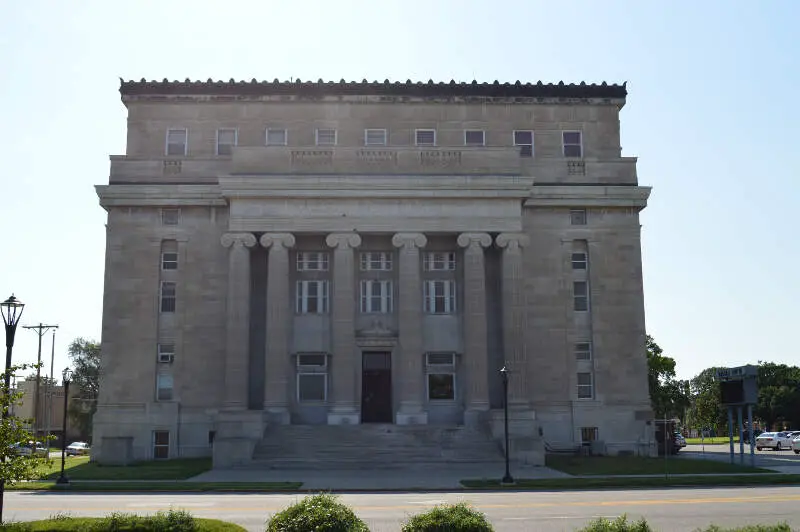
left=678, top=444, right=800, bottom=474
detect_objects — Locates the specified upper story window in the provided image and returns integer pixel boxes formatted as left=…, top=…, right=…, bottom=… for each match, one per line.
left=365, top=129, right=387, bottom=146
left=571, top=252, right=587, bottom=270
left=360, top=280, right=393, bottom=314
left=415, top=129, right=436, bottom=146
left=513, top=130, right=533, bottom=157
left=464, top=130, right=485, bottom=146
left=160, top=282, right=176, bottom=313
left=573, top=281, right=589, bottom=312
left=316, top=128, right=337, bottom=146
left=296, top=252, right=329, bottom=271
left=360, top=252, right=392, bottom=271
left=296, top=280, right=330, bottom=314
left=162, top=252, right=178, bottom=271
left=575, top=342, right=592, bottom=361
left=577, top=372, right=594, bottom=399
left=161, top=208, right=180, bottom=226
left=165, top=129, right=187, bottom=156
left=570, top=209, right=587, bottom=226
left=423, top=252, right=456, bottom=271
left=216, top=128, right=237, bottom=156
left=563, top=131, right=583, bottom=158
left=423, top=280, right=457, bottom=314
left=158, top=343, right=175, bottom=364
left=266, top=128, right=288, bottom=146
left=156, top=373, right=173, bottom=401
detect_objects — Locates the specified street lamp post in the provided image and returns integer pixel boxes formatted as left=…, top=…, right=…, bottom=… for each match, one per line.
left=56, top=367, right=73, bottom=486
left=499, top=365, right=514, bottom=485
left=1, top=295, right=26, bottom=522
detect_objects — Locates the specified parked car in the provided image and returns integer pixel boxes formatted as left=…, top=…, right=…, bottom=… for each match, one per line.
left=11, top=441, right=48, bottom=457
left=755, top=431, right=796, bottom=451
left=674, top=432, right=687, bottom=448
left=65, top=441, right=90, bottom=456
left=792, top=434, right=800, bottom=455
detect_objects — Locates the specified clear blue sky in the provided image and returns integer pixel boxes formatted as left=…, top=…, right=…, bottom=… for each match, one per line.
left=1, top=0, right=797, bottom=382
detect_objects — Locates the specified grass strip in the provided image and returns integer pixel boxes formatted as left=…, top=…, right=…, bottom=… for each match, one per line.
left=0, top=517, right=246, bottom=531
left=461, top=474, right=800, bottom=490
left=8, top=481, right=302, bottom=492
left=35, top=456, right=213, bottom=480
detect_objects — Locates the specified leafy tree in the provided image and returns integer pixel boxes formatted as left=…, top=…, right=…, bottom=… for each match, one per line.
left=66, top=338, right=100, bottom=441
left=646, top=335, right=690, bottom=420
left=756, top=362, right=800, bottom=430
left=688, top=367, right=726, bottom=434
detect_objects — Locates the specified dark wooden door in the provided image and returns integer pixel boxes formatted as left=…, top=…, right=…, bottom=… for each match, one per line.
left=361, top=352, right=392, bottom=423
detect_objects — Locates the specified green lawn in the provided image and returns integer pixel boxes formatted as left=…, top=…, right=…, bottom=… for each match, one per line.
left=34, top=456, right=212, bottom=480
left=545, top=454, right=767, bottom=475
left=1, top=516, right=246, bottom=531
left=686, top=436, right=741, bottom=445
left=9, top=481, right=302, bottom=492
left=461, top=474, right=800, bottom=490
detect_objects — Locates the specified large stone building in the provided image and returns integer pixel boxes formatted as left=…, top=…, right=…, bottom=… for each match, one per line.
left=93, top=78, right=653, bottom=466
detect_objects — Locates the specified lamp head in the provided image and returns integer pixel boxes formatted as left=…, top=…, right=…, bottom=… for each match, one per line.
left=1, top=294, right=25, bottom=328
left=62, top=367, right=73, bottom=385
left=500, top=365, right=509, bottom=382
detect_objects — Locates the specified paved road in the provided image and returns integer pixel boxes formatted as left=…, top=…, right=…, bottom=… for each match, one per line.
left=680, top=444, right=800, bottom=473
left=6, top=486, right=800, bottom=531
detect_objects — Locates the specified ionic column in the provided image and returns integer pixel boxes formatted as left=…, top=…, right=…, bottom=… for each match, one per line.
left=325, top=232, right=362, bottom=424
left=260, top=233, right=296, bottom=424
left=392, top=232, right=428, bottom=424
left=457, top=233, right=492, bottom=424
left=496, top=233, right=530, bottom=407
left=221, top=232, right=257, bottom=409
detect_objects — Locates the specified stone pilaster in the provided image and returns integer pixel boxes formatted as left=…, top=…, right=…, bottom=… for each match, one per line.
left=392, top=232, right=428, bottom=424
left=220, top=232, right=257, bottom=409
left=325, top=232, right=362, bottom=425
left=260, top=233, right=296, bottom=424
left=495, top=232, right=530, bottom=407
left=457, top=232, right=492, bottom=427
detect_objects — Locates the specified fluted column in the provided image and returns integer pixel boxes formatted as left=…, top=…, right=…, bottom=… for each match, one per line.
left=496, top=233, right=530, bottom=407
left=221, top=232, right=257, bottom=409
left=458, top=233, right=492, bottom=424
left=392, top=232, right=428, bottom=424
left=325, top=232, right=362, bottom=424
left=260, top=233, right=296, bottom=424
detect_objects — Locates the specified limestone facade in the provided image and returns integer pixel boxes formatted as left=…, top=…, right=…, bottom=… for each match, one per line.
left=92, top=79, right=654, bottom=465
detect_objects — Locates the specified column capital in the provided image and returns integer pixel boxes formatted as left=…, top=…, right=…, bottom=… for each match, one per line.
left=326, top=232, right=362, bottom=250
left=392, top=232, right=427, bottom=250
left=496, top=233, right=529, bottom=251
left=457, top=232, right=492, bottom=249
left=221, top=232, right=256, bottom=249
left=260, top=233, right=296, bottom=249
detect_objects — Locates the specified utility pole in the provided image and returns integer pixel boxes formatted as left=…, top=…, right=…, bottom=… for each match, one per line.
left=22, top=323, right=58, bottom=438
left=46, top=329, right=56, bottom=452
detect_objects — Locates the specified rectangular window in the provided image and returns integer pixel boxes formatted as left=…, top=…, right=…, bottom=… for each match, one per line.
left=464, top=130, right=485, bottom=146
left=297, top=353, right=327, bottom=402
left=513, top=130, right=533, bottom=157
left=296, top=252, right=329, bottom=271
left=563, top=131, right=583, bottom=158
left=423, top=280, right=457, bottom=314
left=364, top=129, right=387, bottom=146
left=426, top=353, right=456, bottom=401
left=577, top=372, right=593, bottom=399
left=216, top=128, right=237, bottom=156
left=571, top=252, right=587, bottom=270
left=360, top=252, right=392, bottom=271
left=165, top=129, right=187, bottom=156
left=161, top=209, right=180, bottom=226
left=158, top=343, right=175, bottom=363
left=153, top=430, right=170, bottom=459
left=315, top=128, right=337, bottom=146
left=423, top=252, right=456, bottom=271
left=360, top=280, right=393, bottom=314
left=573, top=281, right=588, bottom=311
left=570, top=209, right=587, bottom=226
left=266, top=128, right=288, bottom=146
left=296, top=281, right=330, bottom=314
left=162, top=252, right=178, bottom=270
left=581, top=426, right=599, bottom=442
left=156, top=374, right=173, bottom=401
left=160, top=282, right=176, bottom=313
left=575, top=342, right=592, bottom=361
left=415, top=129, right=436, bottom=146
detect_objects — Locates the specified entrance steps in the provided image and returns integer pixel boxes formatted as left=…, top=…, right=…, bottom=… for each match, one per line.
left=249, top=424, right=505, bottom=470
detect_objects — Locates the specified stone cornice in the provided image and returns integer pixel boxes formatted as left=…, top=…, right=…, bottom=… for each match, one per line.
left=524, top=185, right=651, bottom=209
left=219, top=175, right=533, bottom=200
left=96, top=184, right=225, bottom=208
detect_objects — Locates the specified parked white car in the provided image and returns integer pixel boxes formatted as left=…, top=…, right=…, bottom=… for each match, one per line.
left=792, top=434, right=800, bottom=455
left=65, top=441, right=90, bottom=456
left=755, top=431, right=796, bottom=451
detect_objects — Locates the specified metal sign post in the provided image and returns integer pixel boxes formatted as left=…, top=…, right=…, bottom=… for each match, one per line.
left=716, top=365, right=758, bottom=467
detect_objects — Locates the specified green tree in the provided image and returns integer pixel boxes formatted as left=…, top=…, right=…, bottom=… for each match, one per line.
left=646, top=335, right=690, bottom=420
left=756, top=362, right=800, bottom=430
left=688, top=367, right=726, bottom=434
left=66, top=338, right=100, bottom=441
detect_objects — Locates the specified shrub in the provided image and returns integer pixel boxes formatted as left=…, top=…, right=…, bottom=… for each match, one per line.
left=578, top=515, right=653, bottom=532
left=697, top=525, right=792, bottom=532
left=402, top=502, right=493, bottom=532
left=266, top=493, right=369, bottom=532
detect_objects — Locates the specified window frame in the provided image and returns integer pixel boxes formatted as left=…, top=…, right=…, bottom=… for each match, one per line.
left=415, top=129, right=436, bottom=146
left=165, top=128, right=187, bottom=156
left=573, top=281, right=589, bottom=312
left=315, top=128, right=337, bottom=146
left=295, top=280, right=330, bottom=314
left=152, top=430, right=170, bottom=459
left=364, top=128, right=388, bottom=146
left=156, top=373, right=173, bottom=401
left=161, top=208, right=180, bottom=226
left=570, top=209, right=587, bottom=226
left=360, top=280, right=394, bottom=314
left=360, top=251, right=393, bottom=271
left=215, top=128, right=238, bottom=156
left=575, top=342, right=592, bottom=361
left=161, top=252, right=178, bottom=271
left=296, top=353, right=328, bottom=403
left=563, top=130, right=583, bottom=158
left=423, top=251, right=456, bottom=271
left=571, top=252, right=587, bottom=270
left=160, top=282, right=177, bottom=313
left=425, top=352, right=456, bottom=401
left=266, top=128, right=288, bottom=146
left=577, top=372, right=594, bottom=399
left=464, top=130, right=485, bottom=146
left=513, top=130, right=534, bottom=157
left=158, top=343, right=175, bottom=363
left=296, top=251, right=330, bottom=271
left=423, top=280, right=457, bottom=314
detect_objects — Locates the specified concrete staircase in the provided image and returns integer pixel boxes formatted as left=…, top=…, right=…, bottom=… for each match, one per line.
left=250, top=424, right=505, bottom=470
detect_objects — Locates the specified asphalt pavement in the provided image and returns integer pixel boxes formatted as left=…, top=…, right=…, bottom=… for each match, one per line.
left=6, top=486, right=800, bottom=531
left=679, top=443, right=800, bottom=473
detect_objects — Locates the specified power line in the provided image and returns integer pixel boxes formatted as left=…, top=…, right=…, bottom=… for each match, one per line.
left=22, top=323, right=58, bottom=437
